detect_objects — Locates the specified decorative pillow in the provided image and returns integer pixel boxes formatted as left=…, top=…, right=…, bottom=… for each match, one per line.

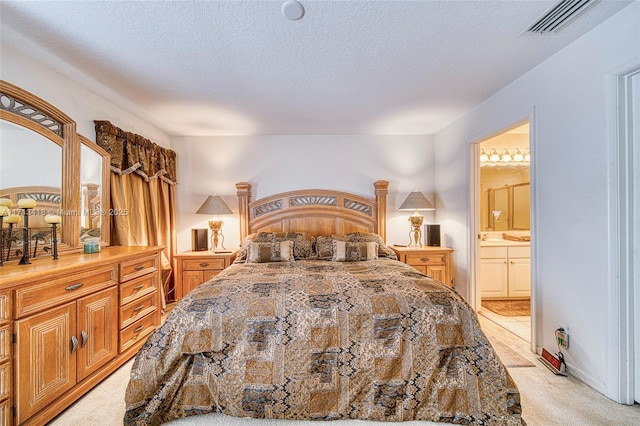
left=254, top=232, right=314, bottom=259
left=246, top=240, right=294, bottom=263
left=332, top=240, right=378, bottom=262
left=341, top=232, right=397, bottom=260
left=233, top=233, right=259, bottom=264
left=314, top=235, right=344, bottom=260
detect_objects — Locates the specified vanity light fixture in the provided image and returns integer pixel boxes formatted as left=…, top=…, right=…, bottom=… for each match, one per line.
left=480, top=147, right=530, bottom=167
left=196, top=195, right=233, bottom=252
left=399, top=190, right=435, bottom=247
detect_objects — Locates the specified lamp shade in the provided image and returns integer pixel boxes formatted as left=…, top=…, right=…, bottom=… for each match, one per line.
left=195, top=195, right=232, bottom=215
left=398, top=190, right=434, bottom=211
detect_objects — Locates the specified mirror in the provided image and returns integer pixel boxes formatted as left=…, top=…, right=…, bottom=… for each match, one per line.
left=511, top=183, right=530, bottom=230
left=1, top=80, right=110, bottom=261
left=482, top=182, right=530, bottom=231
left=80, top=136, right=110, bottom=244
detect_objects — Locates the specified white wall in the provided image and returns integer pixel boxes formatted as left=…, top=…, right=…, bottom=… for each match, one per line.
left=0, top=44, right=170, bottom=147
left=434, top=2, right=640, bottom=398
left=172, top=134, right=435, bottom=252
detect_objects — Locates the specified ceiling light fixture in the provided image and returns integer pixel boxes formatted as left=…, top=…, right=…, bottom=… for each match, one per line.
left=282, top=0, right=305, bottom=21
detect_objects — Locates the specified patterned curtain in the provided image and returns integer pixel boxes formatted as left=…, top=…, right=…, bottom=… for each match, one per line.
left=95, top=120, right=177, bottom=304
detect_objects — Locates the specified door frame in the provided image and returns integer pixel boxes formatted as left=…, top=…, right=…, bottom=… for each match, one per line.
left=468, top=109, right=537, bottom=353
left=606, top=64, right=639, bottom=404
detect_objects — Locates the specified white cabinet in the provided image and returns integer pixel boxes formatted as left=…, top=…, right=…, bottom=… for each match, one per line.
left=481, top=245, right=530, bottom=298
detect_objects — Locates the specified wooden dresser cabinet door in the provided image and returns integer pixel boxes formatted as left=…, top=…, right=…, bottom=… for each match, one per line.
left=16, top=303, right=77, bottom=424
left=77, top=287, right=118, bottom=381
left=183, top=271, right=204, bottom=296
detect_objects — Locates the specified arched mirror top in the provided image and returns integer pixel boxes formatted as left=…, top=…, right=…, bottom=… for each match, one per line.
left=0, top=79, right=111, bottom=261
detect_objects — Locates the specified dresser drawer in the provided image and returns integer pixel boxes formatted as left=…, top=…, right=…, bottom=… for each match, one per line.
left=405, top=253, right=446, bottom=266
left=15, top=265, right=118, bottom=318
left=120, top=254, right=159, bottom=282
left=120, top=273, right=157, bottom=306
left=120, top=292, right=158, bottom=329
left=182, top=258, right=226, bottom=271
left=120, top=311, right=158, bottom=353
left=0, top=361, right=9, bottom=400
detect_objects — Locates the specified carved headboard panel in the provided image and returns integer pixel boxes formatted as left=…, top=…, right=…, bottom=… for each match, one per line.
left=236, top=181, right=388, bottom=241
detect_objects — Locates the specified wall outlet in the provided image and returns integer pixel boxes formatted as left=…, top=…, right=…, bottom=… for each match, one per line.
left=556, top=324, right=569, bottom=349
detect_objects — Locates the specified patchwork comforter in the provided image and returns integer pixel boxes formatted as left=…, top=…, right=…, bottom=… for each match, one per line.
left=124, top=259, right=523, bottom=425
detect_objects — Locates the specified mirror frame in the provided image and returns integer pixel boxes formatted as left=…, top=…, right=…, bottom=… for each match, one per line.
left=1, top=80, right=110, bottom=253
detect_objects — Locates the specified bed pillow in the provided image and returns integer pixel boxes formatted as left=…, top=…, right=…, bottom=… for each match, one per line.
left=232, top=233, right=259, bottom=264
left=246, top=240, right=295, bottom=263
left=253, top=231, right=315, bottom=259
left=341, top=232, right=397, bottom=260
left=314, top=235, right=347, bottom=260
left=332, top=240, right=378, bottom=262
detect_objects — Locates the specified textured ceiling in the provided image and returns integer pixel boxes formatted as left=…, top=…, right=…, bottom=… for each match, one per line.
left=0, top=1, right=632, bottom=136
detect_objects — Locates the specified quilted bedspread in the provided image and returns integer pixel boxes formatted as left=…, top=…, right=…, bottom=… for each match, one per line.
left=124, top=259, right=523, bottom=425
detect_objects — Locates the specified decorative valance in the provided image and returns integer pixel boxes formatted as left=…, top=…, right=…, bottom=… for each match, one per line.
left=94, top=120, right=177, bottom=185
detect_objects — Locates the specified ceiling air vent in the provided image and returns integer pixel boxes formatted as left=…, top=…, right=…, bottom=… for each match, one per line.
left=525, top=0, right=598, bottom=34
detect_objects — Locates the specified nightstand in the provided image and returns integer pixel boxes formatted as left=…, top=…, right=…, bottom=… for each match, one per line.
left=391, top=246, right=454, bottom=287
left=174, top=250, right=237, bottom=300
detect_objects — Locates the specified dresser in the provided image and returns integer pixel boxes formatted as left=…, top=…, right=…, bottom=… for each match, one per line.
left=0, top=246, right=162, bottom=426
left=391, top=246, right=454, bottom=287
left=174, top=250, right=236, bottom=301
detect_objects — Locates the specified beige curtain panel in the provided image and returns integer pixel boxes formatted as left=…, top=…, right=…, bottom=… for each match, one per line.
left=95, top=121, right=177, bottom=304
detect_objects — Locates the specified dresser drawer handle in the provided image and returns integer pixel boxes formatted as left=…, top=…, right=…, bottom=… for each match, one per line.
left=133, top=284, right=144, bottom=291
left=81, top=330, right=88, bottom=348
left=133, top=304, right=145, bottom=312
left=65, top=283, right=84, bottom=291
left=420, top=257, right=430, bottom=262
left=134, top=265, right=145, bottom=271
left=133, top=325, right=144, bottom=333
left=199, top=262, right=210, bottom=267
left=70, top=335, right=78, bottom=354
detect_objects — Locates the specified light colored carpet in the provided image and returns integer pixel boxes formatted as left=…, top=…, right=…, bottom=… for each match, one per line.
left=49, top=317, right=640, bottom=426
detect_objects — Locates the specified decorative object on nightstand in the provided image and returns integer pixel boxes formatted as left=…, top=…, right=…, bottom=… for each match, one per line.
left=191, top=228, right=209, bottom=251
left=399, top=190, right=434, bottom=247
left=196, top=195, right=233, bottom=252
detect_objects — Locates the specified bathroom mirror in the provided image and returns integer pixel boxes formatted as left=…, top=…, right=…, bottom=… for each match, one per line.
left=511, top=182, right=530, bottom=230
left=482, top=182, right=530, bottom=231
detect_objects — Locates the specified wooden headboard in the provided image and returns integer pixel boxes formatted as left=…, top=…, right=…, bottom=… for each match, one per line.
left=236, top=181, right=388, bottom=242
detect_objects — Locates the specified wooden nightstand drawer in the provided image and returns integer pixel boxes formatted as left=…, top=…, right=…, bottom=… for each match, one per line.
left=120, top=311, right=158, bottom=353
left=120, top=292, right=158, bottom=329
left=120, top=273, right=158, bottom=306
left=174, top=250, right=237, bottom=301
left=405, top=253, right=446, bottom=266
left=182, top=258, right=226, bottom=271
left=120, top=254, right=159, bottom=282
left=15, top=265, right=118, bottom=318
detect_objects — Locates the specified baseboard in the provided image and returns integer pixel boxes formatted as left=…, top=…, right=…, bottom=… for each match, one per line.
left=536, top=345, right=607, bottom=396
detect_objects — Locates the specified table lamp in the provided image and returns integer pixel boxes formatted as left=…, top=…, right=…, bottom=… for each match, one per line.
left=196, top=195, right=233, bottom=252
left=399, top=190, right=434, bottom=246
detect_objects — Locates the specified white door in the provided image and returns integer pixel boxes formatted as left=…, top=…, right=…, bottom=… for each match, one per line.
left=480, top=258, right=508, bottom=298
left=509, top=258, right=531, bottom=298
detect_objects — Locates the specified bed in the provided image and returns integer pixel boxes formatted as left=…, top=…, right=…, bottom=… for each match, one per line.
left=124, top=181, right=523, bottom=425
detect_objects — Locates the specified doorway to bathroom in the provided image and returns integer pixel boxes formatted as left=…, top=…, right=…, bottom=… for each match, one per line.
left=475, top=123, right=532, bottom=342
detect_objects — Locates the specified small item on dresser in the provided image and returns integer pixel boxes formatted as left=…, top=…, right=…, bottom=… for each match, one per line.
left=84, top=238, right=101, bottom=254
